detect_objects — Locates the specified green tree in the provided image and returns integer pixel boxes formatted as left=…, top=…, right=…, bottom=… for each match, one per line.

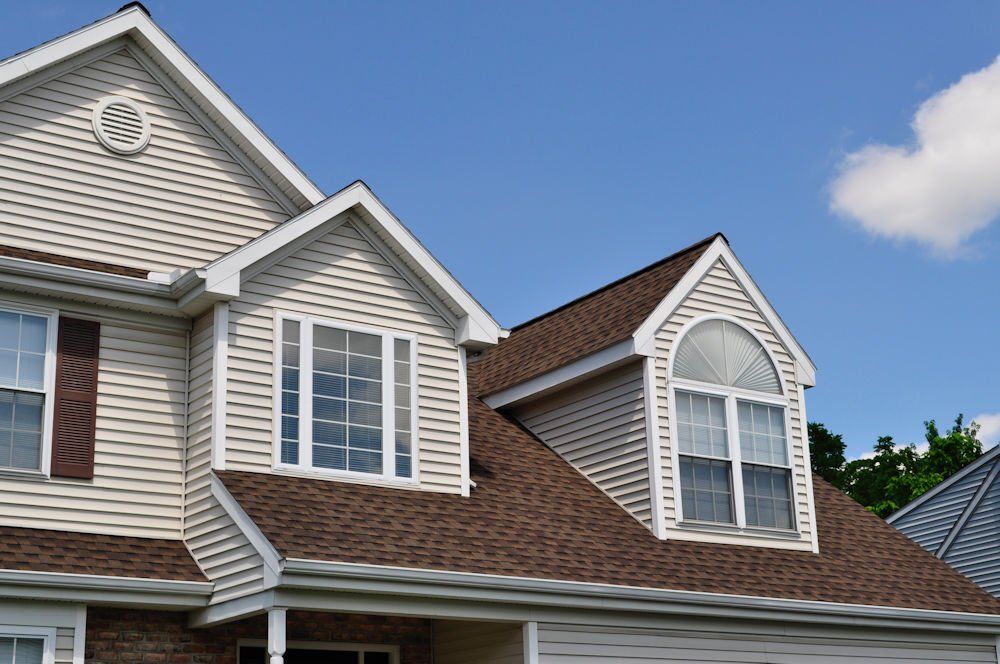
left=808, top=422, right=846, bottom=486
left=807, top=416, right=984, bottom=518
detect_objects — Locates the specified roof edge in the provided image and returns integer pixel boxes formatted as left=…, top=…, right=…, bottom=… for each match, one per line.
left=887, top=445, right=1000, bottom=524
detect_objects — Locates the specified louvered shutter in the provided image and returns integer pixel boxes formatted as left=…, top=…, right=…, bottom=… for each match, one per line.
left=51, top=317, right=100, bottom=479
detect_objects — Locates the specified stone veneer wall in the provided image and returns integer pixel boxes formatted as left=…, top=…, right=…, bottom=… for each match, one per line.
left=85, top=609, right=432, bottom=664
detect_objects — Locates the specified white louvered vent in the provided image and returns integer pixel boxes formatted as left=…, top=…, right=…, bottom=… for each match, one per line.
left=92, top=96, right=151, bottom=155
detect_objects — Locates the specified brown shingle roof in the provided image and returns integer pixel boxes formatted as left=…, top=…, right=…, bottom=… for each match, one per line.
left=0, top=526, right=205, bottom=581
left=218, top=387, right=1000, bottom=615
left=0, top=245, right=149, bottom=279
left=474, top=234, right=718, bottom=395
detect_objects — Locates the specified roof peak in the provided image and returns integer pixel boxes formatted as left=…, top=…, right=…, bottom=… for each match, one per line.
left=511, top=232, right=726, bottom=332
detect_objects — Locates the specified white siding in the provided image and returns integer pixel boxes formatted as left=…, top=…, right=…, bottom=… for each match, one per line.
left=435, top=621, right=524, bottom=664
left=655, top=259, right=813, bottom=549
left=0, top=44, right=291, bottom=273
left=55, top=627, right=74, bottom=664
left=225, top=218, right=464, bottom=493
left=537, top=623, right=996, bottom=663
left=513, top=363, right=652, bottom=528
left=0, top=295, right=186, bottom=539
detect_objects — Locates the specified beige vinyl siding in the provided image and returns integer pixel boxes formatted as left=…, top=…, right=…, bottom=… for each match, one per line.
left=513, top=363, right=652, bottom=528
left=184, top=311, right=267, bottom=602
left=435, top=621, right=524, bottom=664
left=655, top=259, right=813, bottom=549
left=0, top=300, right=186, bottom=538
left=226, top=218, right=464, bottom=493
left=537, top=623, right=996, bottom=663
left=0, top=45, right=290, bottom=273
left=55, top=627, right=74, bottom=664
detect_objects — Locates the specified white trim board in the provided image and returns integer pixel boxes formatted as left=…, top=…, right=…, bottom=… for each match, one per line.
left=0, top=6, right=324, bottom=210
left=200, top=181, right=501, bottom=348
left=632, top=236, right=816, bottom=387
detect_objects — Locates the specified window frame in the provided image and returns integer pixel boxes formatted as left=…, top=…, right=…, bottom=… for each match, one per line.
left=0, top=625, right=57, bottom=664
left=0, top=302, right=58, bottom=479
left=667, top=314, right=799, bottom=535
left=272, top=311, right=419, bottom=484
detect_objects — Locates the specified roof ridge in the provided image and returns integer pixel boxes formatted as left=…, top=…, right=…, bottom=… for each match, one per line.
left=510, top=232, right=725, bottom=332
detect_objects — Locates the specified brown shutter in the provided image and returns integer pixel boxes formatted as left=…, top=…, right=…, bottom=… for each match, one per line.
left=50, top=317, right=100, bottom=479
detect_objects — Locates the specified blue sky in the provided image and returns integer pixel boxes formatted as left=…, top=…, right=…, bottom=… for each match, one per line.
left=4, top=1, right=1000, bottom=458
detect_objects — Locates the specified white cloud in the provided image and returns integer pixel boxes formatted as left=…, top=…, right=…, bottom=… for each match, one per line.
left=972, top=413, right=1000, bottom=448
left=830, top=56, right=1000, bottom=255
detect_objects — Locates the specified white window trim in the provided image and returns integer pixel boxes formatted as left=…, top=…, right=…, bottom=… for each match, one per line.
left=0, top=625, right=57, bottom=664
left=667, top=315, right=802, bottom=537
left=237, top=638, right=399, bottom=664
left=272, top=311, right=419, bottom=485
left=0, top=302, right=58, bottom=479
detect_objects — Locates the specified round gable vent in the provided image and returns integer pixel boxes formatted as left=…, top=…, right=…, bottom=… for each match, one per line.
left=92, top=96, right=151, bottom=154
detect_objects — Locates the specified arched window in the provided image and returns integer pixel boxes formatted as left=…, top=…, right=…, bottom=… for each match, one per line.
left=671, top=317, right=795, bottom=531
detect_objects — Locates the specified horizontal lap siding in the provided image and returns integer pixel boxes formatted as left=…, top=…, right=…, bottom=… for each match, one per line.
left=0, top=47, right=288, bottom=272
left=655, top=260, right=813, bottom=549
left=226, top=219, right=464, bottom=493
left=892, top=460, right=995, bottom=555
left=55, top=627, right=74, bottom=664
left=435, top=621, right=524, bottom=664
left=184, top=311, right=267, bottom=602
left=940, top=467, right=1000, bottom=596
left=514, top=363, right=652, bottom=528
left=0, top=319, right=186, bottom=538
left=537, top=624, right=996, bottom=663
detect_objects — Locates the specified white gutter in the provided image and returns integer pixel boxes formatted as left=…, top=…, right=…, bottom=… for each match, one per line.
left=0, top=569, right=212, bottom=608
left=280, top=558, right=1000, bottom=633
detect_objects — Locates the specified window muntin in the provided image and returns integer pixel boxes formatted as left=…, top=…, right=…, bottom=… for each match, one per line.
left=0, top=309, right=51, bottom=473
left=277, top=314, right=416, bottom=481
left=672, top=318, right=795, bottom=532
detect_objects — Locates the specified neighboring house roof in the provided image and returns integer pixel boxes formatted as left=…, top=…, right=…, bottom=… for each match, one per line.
left=0, top=245, right=148, bottom=279
left=0, top=525, right=205, bottom=582
left=888, top=445, right=1000, bottom=597
left=0, top=4, right=323, bottom=211
left=218, top=384, right=1000, bottom=615
left=474, top=234, right=719, bottom=395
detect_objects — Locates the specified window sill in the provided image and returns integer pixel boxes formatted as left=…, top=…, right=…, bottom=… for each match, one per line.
left=0, top=468, right=48, bottom=482
left=675, top=519, right=803, bottom=540
left=272, top=465, right=421, bottom=490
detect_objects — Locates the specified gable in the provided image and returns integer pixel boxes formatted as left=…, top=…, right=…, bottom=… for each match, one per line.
left=653, top=258, right=817, bottom=550
left=224, top=217, right=467, bottom=494
left=0, top=42, right=294, bottom=273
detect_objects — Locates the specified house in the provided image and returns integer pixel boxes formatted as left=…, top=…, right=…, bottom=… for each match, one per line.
left=889, top=445, right=1000, bottom=599
left=0, top=4, right=998, bottom=663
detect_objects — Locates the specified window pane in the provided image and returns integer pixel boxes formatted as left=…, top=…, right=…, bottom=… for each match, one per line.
left=19, top=315, right=47, bottom=354
left=0, top=391, right=42, bottom=471
left=314, top=349, right=347, bottom=375
left=282, top=342, right=299, bottom=368
left=0, top=313, right=17, bottom=350
left=348, top=354, right=381, bottom=380
left=349, top=331, right=381, bottom=357
left=349, top=448, right=382, bottom=474
left=676, top=392, right=728, bottom=458
left=314, top=444, right=346, bottom=470
left=0, top=638, right=11, bottom=664
left=349, top=425, right=382, bottom=450
left=282, top=318, right=300, bottom=341
left=679, top=456, right=734, bottom=524
left=0, top=351, right=15, bottom=388
left=314, top=373, right=346, bottom=398
left=314, top=325, right=346, bottom=351
left=314, top=396, right=346, bottom=423
left=314, top=421, right=346, bottom=446
left=17, top=354, right=44, bottom=390
left=348, top=377, right=381, bottom=404
left=348, top=402, right=381, bottom=427
left=737, top=401, right=788, bottom=466
left=743, top=465, right=794, bottom=529
left=2, top=637, right=43, bottom=664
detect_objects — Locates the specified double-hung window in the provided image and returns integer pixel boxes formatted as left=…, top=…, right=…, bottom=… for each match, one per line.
left=0, top=627, right=54, bottom=664
left=672, top=318, right=795, bottom=531
left=0, top=308, right=54, bottom=473
left=277, top=313, right=417, bottom=482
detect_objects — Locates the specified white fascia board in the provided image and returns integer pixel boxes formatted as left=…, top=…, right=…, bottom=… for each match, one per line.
left=203, top=182, right=501, bottom=347
left=632, top=237, right=817, bottom=387
left=0, top=7, right=324, bottom=209
left=279, top=559, right=1000, bottom=633
left=482, top=339, right=639, bottom=409
left=0, top=569, right=212, bottom=608
left=887, top=445, right=1000, bottom=524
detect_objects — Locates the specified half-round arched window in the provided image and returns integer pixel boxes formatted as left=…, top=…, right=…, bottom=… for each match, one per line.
left=670, top=317, right=795, bottom=532
left=673, top=319, right=781, bottom=394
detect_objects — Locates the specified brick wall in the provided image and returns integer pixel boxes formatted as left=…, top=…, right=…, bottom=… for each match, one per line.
left=85, top=608, right=433, bottom=664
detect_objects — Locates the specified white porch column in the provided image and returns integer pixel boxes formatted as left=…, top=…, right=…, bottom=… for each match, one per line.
left=267, top=608, right=287, bottom=664
left=522, top=621, right=539, bottom=664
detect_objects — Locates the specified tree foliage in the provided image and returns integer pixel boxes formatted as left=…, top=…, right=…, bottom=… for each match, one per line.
left=809, top=415, right=983, bottom=518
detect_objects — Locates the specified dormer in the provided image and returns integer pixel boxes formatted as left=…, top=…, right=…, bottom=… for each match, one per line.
left=477, top=234, right=819, bottom=552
